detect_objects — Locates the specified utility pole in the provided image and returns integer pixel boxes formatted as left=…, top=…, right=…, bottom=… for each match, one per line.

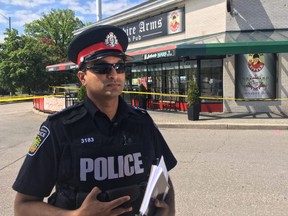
left=8, top=16, right=11, bottom=31
left=96, top=0, right=102, bottom=22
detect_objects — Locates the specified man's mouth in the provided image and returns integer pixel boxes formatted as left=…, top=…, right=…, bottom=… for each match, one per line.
left=106, top=82, right=121, bottom=87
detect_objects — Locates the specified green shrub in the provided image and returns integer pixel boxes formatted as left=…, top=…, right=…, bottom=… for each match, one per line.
left=187, top=79, right=200, bottom=106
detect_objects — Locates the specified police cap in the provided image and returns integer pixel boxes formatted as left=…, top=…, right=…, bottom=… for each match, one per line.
left=68, top=25, right=132, bottom=69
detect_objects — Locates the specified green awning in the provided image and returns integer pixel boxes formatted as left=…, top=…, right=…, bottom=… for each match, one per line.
left=127, top=29, right=288, bottom=61
left=177, top=30, right=288, bottom=56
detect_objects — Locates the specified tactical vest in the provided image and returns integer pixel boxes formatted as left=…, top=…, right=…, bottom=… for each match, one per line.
left=48, top=105, right=158, bottom=215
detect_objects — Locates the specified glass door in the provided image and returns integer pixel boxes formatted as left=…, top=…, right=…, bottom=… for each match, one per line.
left=200, top=59, right=223, bottom=112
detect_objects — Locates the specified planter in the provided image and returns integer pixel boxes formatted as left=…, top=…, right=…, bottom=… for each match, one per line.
left=187, top=104, right=200, bottom=121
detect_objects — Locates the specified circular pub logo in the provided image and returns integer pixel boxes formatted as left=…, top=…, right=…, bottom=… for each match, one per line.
left=247, top=53, right=265, bottom=72
left=169, top=11, right=180, bottom=33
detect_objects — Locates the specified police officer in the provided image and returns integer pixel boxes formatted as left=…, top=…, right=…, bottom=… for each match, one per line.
left=13, top=25, right=177, bottom=216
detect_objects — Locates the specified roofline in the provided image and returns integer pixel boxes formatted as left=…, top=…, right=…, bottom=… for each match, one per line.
left=73, top=0, right=184, bottom=35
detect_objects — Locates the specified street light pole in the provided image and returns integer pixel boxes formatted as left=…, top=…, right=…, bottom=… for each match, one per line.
left=0, top=13, right=11, bottom=31
left=8, top=17, right=11, bottom=31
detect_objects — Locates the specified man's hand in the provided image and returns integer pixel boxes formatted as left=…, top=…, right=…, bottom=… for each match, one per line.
left=75, top=187, right=132, bottom=216
left=154, top=199, right=171, bottom=216
left=154, top=177, right=175, bottom=216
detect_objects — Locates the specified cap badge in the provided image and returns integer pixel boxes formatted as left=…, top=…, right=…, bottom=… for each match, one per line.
left=105, top=32, right=118, bottom=47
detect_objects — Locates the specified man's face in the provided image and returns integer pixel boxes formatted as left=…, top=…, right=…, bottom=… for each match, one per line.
left=78, top=56, right=126, bottom=100
left=253, top=57, right=259, bottom=63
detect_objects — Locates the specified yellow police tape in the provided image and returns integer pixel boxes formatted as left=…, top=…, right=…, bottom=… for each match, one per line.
left=50, top=86, right=80, bottom=90
left=0, top=95, right=64, bottom=102
left=122, top=91, right=288, bottom=101
left=1, top=87, right=288, bottom=102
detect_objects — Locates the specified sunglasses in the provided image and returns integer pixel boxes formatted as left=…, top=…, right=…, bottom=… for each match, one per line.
left=85, top=63, right=126, bottom=74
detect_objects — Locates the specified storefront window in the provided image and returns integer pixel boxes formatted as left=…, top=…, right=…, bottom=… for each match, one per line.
left=179, top=60, right=197, bottom=96
left=124, top=65, right=132, bottom=90
left=131, top=64, right=147, bottom=91
left=200, top=59, right=223, bottom=102
left=147, top=64, right=161, bottom=100
left=162, top=62, right=179, bottom=94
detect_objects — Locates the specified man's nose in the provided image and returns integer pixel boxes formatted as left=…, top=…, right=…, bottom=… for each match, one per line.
left=107, top=66, right=118, bottom=78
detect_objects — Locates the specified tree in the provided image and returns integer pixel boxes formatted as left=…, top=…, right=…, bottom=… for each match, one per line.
left=0, top=29, right=49, bottom=94
left=0, top=29, right=22, bottom=95
left=24, top=9, right=84, bottom=62
left=0, top=9, right=85, bottom=95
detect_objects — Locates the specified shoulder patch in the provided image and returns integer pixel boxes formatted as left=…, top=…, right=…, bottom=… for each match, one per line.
left=28, top=125, right=50, bottom=156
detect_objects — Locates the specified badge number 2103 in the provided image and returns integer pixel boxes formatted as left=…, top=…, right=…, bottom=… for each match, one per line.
left=81, top=137, right=95, bottom=144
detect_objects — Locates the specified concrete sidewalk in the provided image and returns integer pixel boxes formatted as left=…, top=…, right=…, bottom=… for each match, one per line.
left=147, top=110, right=288, bottom=130
left=33, top=106, right=288, bottom=130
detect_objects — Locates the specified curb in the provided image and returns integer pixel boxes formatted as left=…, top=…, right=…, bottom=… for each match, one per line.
left=156, top=123, right=288, bottom=130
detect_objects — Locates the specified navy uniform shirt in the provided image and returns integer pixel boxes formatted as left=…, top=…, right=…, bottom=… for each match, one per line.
left=13, top=96, right=177, bottom=198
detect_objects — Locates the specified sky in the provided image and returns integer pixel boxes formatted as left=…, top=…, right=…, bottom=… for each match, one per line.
left=0, top=0, right=147, bottom=42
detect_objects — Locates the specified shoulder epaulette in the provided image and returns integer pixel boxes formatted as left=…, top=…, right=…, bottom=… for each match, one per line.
left=48, top=102, right=87, bottom=124
left=131, top=106, right=148, bottom=114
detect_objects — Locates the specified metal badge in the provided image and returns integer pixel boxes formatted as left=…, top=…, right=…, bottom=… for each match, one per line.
left=105, top=32, right=118, bottom=47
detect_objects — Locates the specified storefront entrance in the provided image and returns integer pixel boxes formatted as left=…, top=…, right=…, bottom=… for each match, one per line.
left=200, top=59, right=223, bottom=112
left=129, top=58, right=223, bottom=112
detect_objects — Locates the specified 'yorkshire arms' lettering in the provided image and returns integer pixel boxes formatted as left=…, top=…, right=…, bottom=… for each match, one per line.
left=80, top=153, right=144, bottom=181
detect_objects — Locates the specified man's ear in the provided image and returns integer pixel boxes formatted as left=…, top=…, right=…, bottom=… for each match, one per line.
left=77, top=71, right=86, bottom=86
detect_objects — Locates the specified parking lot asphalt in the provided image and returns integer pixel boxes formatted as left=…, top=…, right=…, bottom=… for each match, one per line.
left=0, top=103, right=288, bottom=216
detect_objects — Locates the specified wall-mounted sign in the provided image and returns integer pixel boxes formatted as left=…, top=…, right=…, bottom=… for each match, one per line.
left=167, top=9, right=184, bottom=34
left=120, top=8, right=185, bottom=43
left=143, top=50, right=175, bottom=60
left=235, top=53, right=276, bottom=99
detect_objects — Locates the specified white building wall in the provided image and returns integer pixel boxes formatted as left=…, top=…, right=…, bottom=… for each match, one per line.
left=185, top=0, right=226, bottom=38
left=274, top=54, right=288, bottom=113
left=226, top=0, right=288, bottom=31
left=222, top=56, right=235, bottom=113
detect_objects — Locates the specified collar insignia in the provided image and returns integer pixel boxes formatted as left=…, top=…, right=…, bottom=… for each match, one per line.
left=105, top=32, right=118, bottom=47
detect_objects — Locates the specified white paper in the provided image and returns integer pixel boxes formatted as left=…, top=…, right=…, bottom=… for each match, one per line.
left=139, top=156, right=169, bottom=216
